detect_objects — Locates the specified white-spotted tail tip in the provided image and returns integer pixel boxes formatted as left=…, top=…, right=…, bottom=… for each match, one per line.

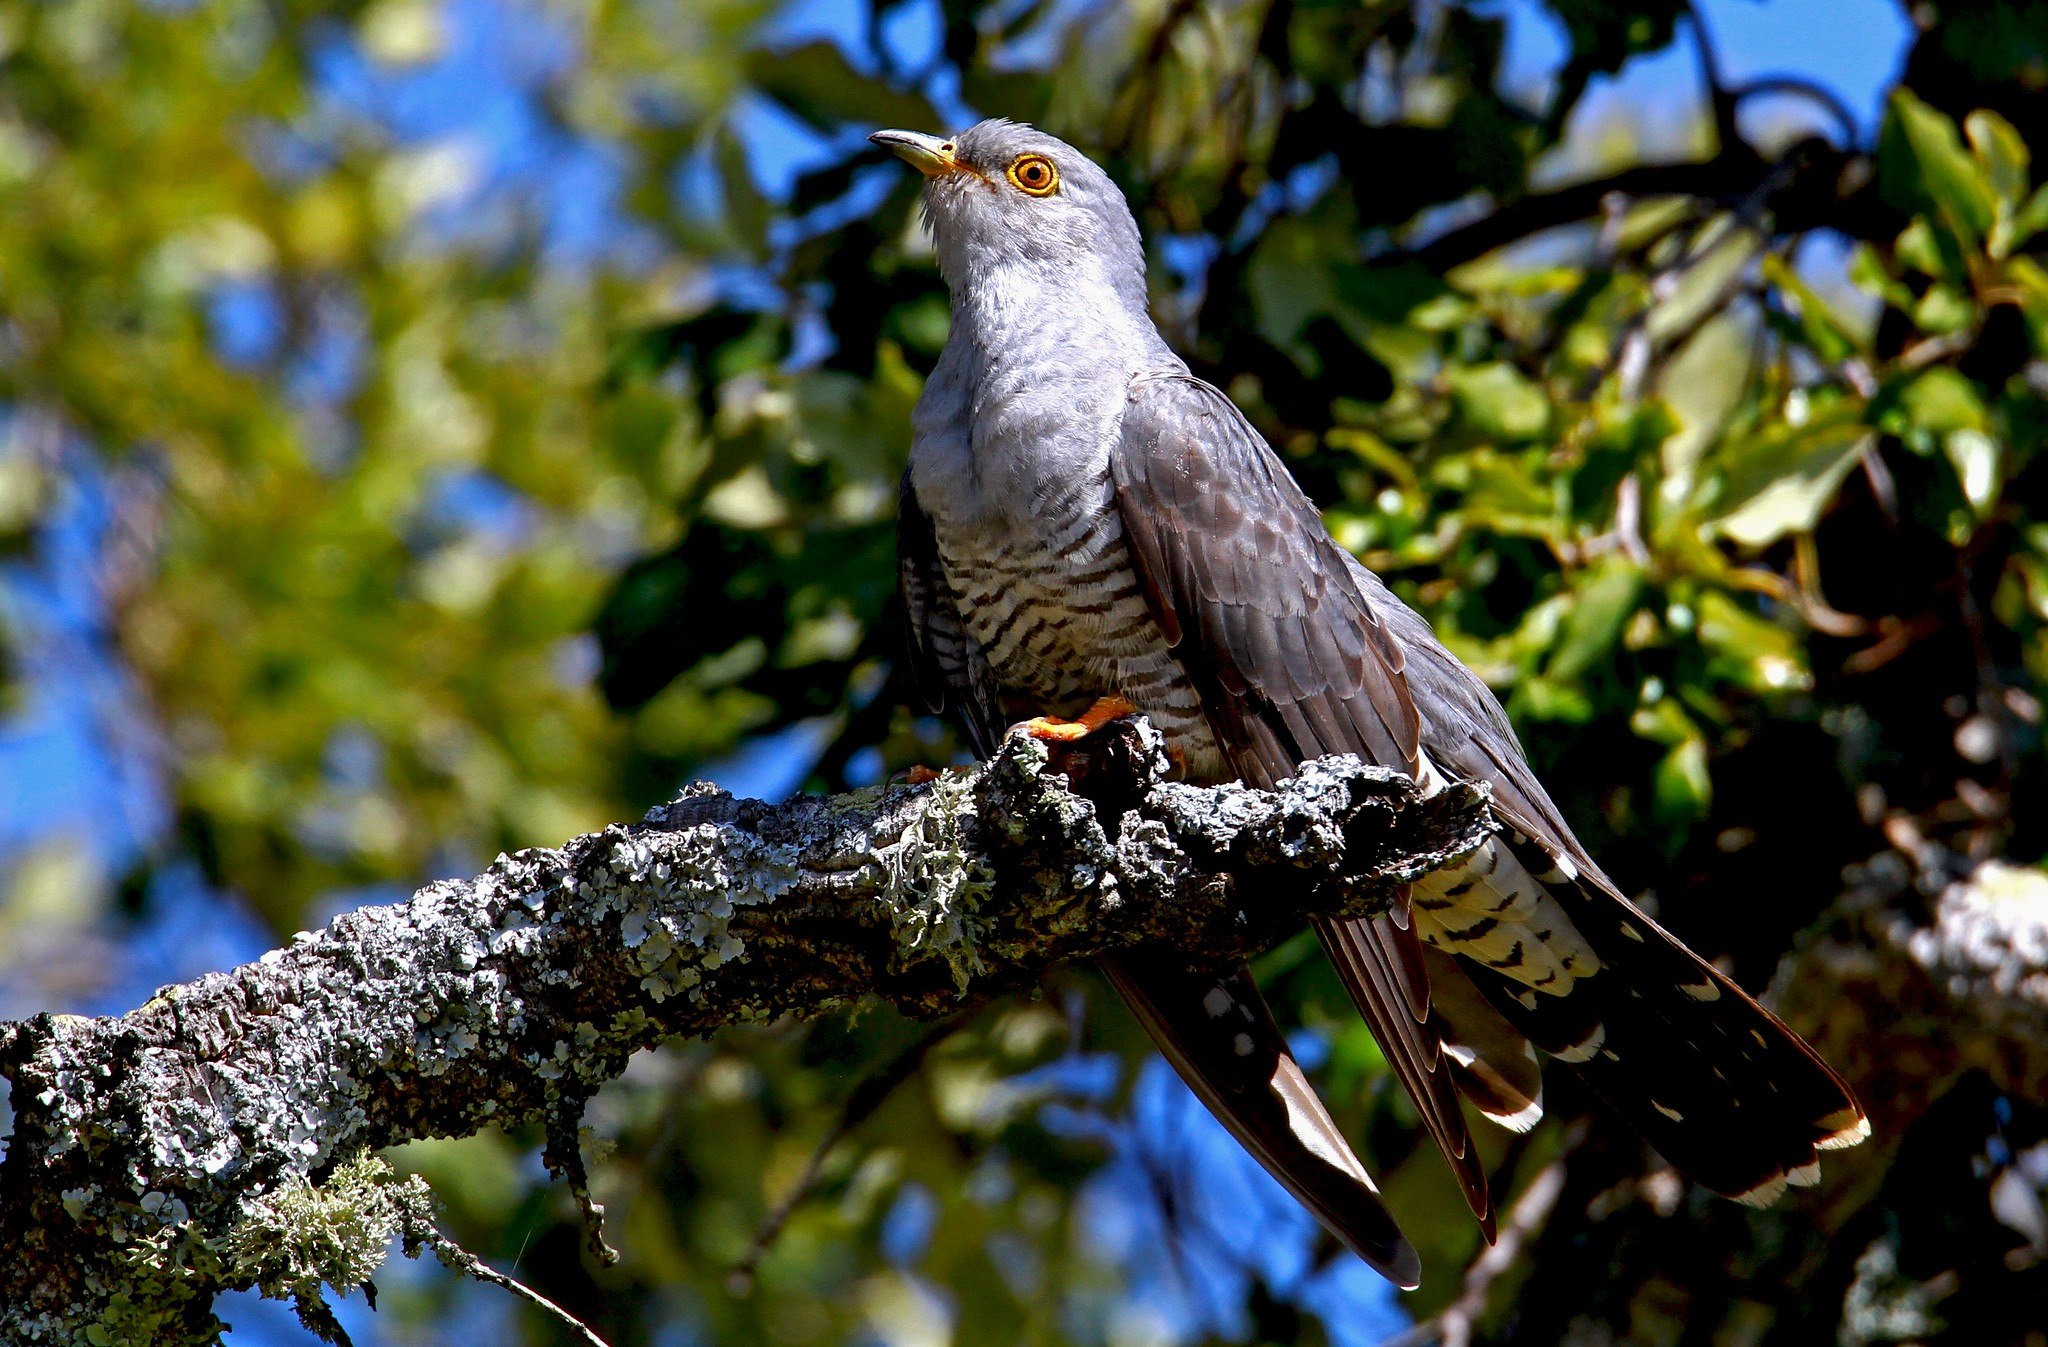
left=1817, top=1109, right=1873, bottom=1151
left=1485, top=1095, right=1546, bottom=1134
left=1732, top=1172, right=1790, bottom=1208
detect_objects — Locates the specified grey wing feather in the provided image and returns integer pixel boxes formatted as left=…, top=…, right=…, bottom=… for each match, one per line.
left=1110, top=374, right=1495, bottom=1234
left=1112, top=375, right=1422, bottom=778
left=1349, top=552, right=1610, bottom=884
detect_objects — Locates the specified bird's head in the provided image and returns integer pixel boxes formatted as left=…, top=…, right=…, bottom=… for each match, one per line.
left=868, top=120, right=1145, bottom=294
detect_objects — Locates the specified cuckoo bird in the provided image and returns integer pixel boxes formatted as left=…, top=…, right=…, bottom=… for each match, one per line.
left=875, top=119, right=1867, bottom=1287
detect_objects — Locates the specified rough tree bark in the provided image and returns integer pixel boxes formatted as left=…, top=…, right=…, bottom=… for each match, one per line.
left=0, top=721, right=1491, bottom=1346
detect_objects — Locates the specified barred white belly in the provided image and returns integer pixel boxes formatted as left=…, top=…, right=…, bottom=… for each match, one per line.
left=938, top=473, right=1226, bottom=778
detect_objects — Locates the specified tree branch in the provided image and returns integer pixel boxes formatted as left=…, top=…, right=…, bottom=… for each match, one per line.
left=1400, top=138, right=1880, bottom=274
left=0, top=720, right=1490, bottom=1345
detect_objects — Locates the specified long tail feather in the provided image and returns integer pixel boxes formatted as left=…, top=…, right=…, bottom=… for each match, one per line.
left=1419, top=944, right=1544, bottom=1134
left=1102, top=952, right=1423, bottom=1287
left=1316, top=912, right=1497, bottom=1239
left=1467, top=831, right=1869, bottom=1203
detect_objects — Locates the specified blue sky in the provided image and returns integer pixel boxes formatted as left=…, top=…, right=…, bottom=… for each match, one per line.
left=1500, top=0, right=1912, bottom=146
left=0, top=0, right=1920, bottom=1342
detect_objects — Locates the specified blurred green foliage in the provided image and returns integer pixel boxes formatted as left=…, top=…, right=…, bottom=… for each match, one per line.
left=3, top=0, right=2046, bottom=1342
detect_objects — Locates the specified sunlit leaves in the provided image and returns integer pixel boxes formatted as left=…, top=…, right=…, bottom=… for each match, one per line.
left=1883, top=88, right=2001, bottom=247
left=1446, top=362, right=1552, bottom=442
left=1309, top=82, right=2046, bottom=889
left=1704, top=399, right=1872, bottom=549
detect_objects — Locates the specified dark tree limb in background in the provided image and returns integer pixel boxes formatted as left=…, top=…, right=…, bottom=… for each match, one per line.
left=0, top=721, right=1490, bottom=1346
left=1401, top=141, right=1883, bottom=276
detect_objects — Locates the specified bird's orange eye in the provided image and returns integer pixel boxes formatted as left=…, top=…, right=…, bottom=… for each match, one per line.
left=1006, top=154, right=1059, bottom=197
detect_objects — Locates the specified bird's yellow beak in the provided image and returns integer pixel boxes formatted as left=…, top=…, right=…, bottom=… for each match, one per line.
left=869, top=129, right=959, bottom=177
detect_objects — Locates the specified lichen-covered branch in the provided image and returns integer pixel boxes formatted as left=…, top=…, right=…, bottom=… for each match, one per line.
left=0, top=722, right=1490, bottom=1345
left=1779, top=856, right=2048, bottom=1135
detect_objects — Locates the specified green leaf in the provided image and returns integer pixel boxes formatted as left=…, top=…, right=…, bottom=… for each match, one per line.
left=1965, top=109, right=2030, bottom=209
left=1944, top=428, right=2002, bottom=515
left=743, top=44, right=938, bottom=134
left=713, top=123, right=772, bottom=260
left=1886, top=89, right=2000, bottom=244
left=1849, top=242, right=1917, bottom=311
left=1629, top=695, right=1695, bottom=748
left=1653, top=735, right=1712, bottom=822
left=1898, top=367, right=1991, bottom=437
left=1513, top=674, right=1596, bottom=723
left=1247, top=203, right=1356, bottom=351
left=2011, top=183, right=2048, bottom=254
left=1446, top=362, right=1552, bottom=442
left=1695, top=589, right=1808, bottom=694
left=1894, top=217, right=1954, bottom=281
left=1709, top=431, right=1872, bottom=549
left=1658, top=315, right=1754, bottom=492
left=1546, top=558, right=1644, bottom=682
left=1761, top=254, right=1862, bottom=363
left=1912, top=282, right=1977, bottom=335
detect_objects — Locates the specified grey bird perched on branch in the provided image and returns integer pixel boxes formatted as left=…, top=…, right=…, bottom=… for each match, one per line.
left=874, top=119, right=1869, bottom=1288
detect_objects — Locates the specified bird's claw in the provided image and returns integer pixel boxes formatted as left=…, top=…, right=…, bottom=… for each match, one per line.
left=1008, top=695, right=1138, bottom=742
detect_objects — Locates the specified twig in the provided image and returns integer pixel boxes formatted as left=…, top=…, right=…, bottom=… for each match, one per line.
left=427, top=1230, right=613, bottom=1347
left=1401, top=126, right=1877, bottom=275
left=1898, top=328, right=1978, bottom=373
left=545, top=1101, right=622, bottom=1267
left=729, top=1008, right=977, bottom=1290
left=1404, top=162, right=1757, bottom=272
left=1730, top=77, right=1863, bottom=148
left=1685, top=1, right=1742, bottom=159
left=1614, top=472, right=1650, bottom=565
left=1580, top=215, right=1763, bottom=402
left=1377, top=1125, right=1583, bottom=1347
left=1843, top=612, right=1942, bottom=674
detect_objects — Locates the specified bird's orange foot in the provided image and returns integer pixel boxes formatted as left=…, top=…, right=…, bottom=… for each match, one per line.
left=904, top=765, right=943, bottom=785
left=1010, top=695, right=1138, bottom=742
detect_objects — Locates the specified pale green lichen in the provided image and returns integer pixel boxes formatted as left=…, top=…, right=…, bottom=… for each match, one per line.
left=79, top=1218, right=226, bottom=1347
left=590, top=814, right=812, bottom=1005
left=54, top=1155, right=432, bottom=1346
left=875, top=765, right=998, bottom=990
left=2, top=729, right=1492, bottom=1346
left=224, top=1151, right=434, bottom=1309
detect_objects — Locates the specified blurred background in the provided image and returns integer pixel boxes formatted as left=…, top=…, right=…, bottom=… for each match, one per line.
left=1, top=0, right=2045, bottom=1342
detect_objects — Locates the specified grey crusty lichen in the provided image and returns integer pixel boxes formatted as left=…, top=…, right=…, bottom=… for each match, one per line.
left=0, top=721, right=1491, bottom=1345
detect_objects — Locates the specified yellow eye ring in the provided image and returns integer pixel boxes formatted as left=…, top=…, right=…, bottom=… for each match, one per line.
left=1006, top=154, right=1059, bottom=197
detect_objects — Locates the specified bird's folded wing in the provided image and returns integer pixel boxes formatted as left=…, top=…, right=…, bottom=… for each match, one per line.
left=1110, top=372, right=1496, bottom=1230
left=1111, top=372, right=1422, bottom=780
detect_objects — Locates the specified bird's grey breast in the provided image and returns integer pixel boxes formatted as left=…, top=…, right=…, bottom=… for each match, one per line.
left=908, top=352, right=1223, bottom=774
